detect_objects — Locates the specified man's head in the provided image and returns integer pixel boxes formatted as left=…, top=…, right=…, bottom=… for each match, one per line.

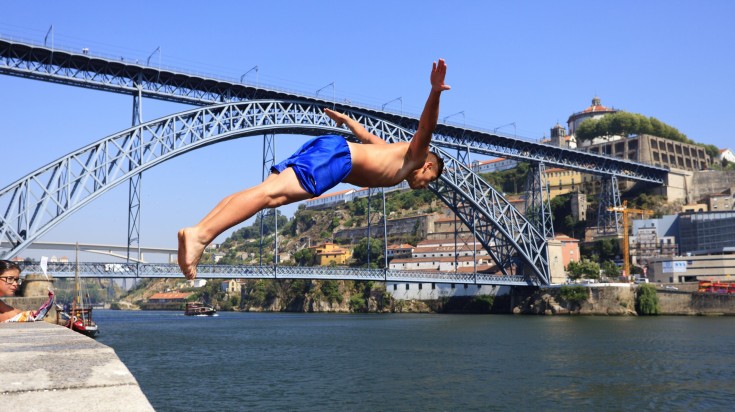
left=406, top=151, right=444, bottom=190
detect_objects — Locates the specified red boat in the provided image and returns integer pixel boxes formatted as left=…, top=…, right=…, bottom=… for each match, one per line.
left=56, top=244, right=100, bottom=338
left=57, top=306, right=99, bottom=337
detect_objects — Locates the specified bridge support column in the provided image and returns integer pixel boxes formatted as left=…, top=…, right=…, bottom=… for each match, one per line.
left=597, top=176, right=622, bottom=235
left=259, top=133, right=277, bottom=265
left=127, top=83, right=143, bottom=282
left=524, top=162, right=554, bottom=239
left=365, top=187, right=388, bottom=269
left=453, top=144, right=474, bottom=273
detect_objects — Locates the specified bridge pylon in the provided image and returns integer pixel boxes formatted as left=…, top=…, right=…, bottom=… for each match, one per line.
left=597, top=176, right=623, bottom=235
left=524, top=162, right=554, bottom=239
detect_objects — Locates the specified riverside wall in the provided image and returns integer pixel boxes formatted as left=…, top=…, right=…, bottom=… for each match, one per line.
left=0, top=322, right=153, bottom=411
left=510, top=284, right=735, bottom=315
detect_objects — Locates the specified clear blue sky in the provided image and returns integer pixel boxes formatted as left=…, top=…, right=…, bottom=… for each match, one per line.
left=1, top=1, right=734, bottom=261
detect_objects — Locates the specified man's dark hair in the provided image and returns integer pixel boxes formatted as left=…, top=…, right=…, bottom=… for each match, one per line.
left=430, top=150, right=445, bottom=177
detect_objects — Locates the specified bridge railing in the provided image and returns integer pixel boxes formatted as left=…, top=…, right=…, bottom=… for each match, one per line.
left=17, top=262, right=536, bottom=286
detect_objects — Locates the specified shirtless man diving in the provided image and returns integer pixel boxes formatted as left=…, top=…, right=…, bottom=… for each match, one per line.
left=178, top=59, right=450, bottom=279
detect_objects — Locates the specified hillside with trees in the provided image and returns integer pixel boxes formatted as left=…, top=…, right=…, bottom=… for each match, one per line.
left=119, top=157, right=675, bottom=310
left=576, top=111, right=720, bottom=159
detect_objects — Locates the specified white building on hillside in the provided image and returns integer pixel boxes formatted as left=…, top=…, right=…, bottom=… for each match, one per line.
left=387, top=232, right=499, bottom=300
left=719, top=148, right=735, bottom=164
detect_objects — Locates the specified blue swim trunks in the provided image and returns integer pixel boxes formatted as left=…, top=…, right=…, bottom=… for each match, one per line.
left=271, top=135, right=352, bottom=197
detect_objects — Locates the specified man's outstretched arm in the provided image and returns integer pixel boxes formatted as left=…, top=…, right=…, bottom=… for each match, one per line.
left=325, top=108, right=386, bottom=145
left=407, top=59, right=450, bottom=161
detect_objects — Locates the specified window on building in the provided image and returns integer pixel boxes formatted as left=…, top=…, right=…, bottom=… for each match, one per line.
left=451, top=283, right=456, bottom=289
left=393, top=284, right=397, bottom=291
left=431, top=283, right=436, bottom=290
left=406, top=284, right=410, bottom=290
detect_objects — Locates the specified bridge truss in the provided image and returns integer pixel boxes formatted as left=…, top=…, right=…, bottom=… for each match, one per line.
left=0, top=37, right=668, bottom=182
left=1, top=100, right=550, bottom=285
left=18, top=261, right=529, bottom=286
left=0, top=36, right=672, bottom=286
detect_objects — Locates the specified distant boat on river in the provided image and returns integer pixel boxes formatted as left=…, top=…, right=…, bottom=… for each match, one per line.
left=185, top=302, right=217, bottom=316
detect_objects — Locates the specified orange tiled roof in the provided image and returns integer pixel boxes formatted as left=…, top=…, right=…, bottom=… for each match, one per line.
left=391, top=255, right=480, bottom=264
left=554, top=234, right=580, bottom=242
left=582, top=103, right=613, bottom=113
left=309, top=188, right=354, bottom=200
left=474, top=157, right=508, bottom=166
left=149, top=292, right=192, bottom=300
left=388, top=244, right=414, bottom=250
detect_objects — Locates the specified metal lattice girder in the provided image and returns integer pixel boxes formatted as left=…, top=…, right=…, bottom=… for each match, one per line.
left=127, top=90, right=143, bottom=262
left=1, top=100, right=549, bottom=284
left=0, top=37, right=668, bottom=184
left=431, top=154, right=549, bottom=284
left=597, top=176, right=623, bottom=235
left=524, top=162, right=554, bottom=239
left=259, top=133, right=277, bottom=265
left=17, top=261, right=532, bottom=286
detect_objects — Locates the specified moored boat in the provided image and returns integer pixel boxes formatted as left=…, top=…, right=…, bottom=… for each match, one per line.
left=56, top=243, right=100, bottom=337
left=57, top=305, right=99, bottom=337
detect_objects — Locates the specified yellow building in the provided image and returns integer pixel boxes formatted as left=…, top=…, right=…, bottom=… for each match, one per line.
left=310, top=242, right=353, bottom=266
left=545, top=167, right=582, bottom=198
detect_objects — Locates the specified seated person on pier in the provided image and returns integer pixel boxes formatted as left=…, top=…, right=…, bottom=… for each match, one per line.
left=0, top=260, right=54, bottom=323
left=178, top=59, right=451, bottom=279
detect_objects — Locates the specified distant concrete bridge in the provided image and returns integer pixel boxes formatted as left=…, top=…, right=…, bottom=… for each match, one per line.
left=0, top=241, right=175, bottom=263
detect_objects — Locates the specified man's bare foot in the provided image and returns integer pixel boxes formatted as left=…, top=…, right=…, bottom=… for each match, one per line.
left=178, top=227, right=207, bottom=279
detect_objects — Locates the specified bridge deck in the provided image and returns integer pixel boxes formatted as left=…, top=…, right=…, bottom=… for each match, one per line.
left=0, top=37, right=668, bottom=182
left=19, top=262, right=537, bottom=287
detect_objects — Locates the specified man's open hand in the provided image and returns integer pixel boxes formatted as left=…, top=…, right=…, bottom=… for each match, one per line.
left=431, top=59, right=450, bottom=93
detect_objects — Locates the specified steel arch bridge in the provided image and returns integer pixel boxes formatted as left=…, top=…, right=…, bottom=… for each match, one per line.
left=0, top=100, right=551, bottom=285
left=0, top=37, right=668, bottom=183
left=0, top=35, right=674, bottom=286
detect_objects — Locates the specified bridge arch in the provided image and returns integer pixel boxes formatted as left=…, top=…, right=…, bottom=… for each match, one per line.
left=0, top=100, right=549, bottom=284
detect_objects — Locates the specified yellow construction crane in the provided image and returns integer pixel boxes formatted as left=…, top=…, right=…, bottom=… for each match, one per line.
left=607, top=200, right=653, bottom=280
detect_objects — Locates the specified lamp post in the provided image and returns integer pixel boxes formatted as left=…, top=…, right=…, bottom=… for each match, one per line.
left=316, top=82, right=335, bottom=100
left=493, top=121, right=516, bottom=138
left=443, top=110, right=465, bottom=127
left=146, top=46, right=161, bottom=70
left=240, top=65, right=259, bottom=87
left=381, top=97, right=403, bottom=114
left=44, top=25, right=54, bottom=50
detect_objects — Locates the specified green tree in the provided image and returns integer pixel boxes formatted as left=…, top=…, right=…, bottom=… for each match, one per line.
left=292, top=248, right=316, bottom=266
left=576, top=111, right=690, bottom=143
left=559, top=285, right=588, bottom=308
left=703, top=144, right=720, bottom=161
left=636, top=284, right=660, bottom=315
left=601, top=260, right=621, bottom=279
left=320, top=280, right=343, bottom=304
left=349, top=295, right=367, bottom=312
left=566, top=259, right=601, bottom=280
left=352, top=237, right=385, bottom=268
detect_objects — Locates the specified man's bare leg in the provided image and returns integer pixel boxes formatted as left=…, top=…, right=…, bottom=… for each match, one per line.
left=178, top=168, right=311, bottom=278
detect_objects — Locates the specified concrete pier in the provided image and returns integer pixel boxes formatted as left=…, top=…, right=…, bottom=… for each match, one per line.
left=0, top=322, right=153, bottom=412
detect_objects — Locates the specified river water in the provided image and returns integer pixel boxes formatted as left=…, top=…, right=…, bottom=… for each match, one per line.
left=94, top=310, right=735, bottom=411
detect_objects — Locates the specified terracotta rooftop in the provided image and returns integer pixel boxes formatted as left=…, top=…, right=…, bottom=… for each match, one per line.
left=148, top=292, right=192, bottom=300
left=388, top=244, right=415, bottom=250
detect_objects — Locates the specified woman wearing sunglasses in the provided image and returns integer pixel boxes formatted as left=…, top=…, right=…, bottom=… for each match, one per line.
left=0, top=260, right=54, bottom=323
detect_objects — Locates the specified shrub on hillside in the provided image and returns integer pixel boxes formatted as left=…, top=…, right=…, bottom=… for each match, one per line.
left=635, top=284, right=660, bottom=315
